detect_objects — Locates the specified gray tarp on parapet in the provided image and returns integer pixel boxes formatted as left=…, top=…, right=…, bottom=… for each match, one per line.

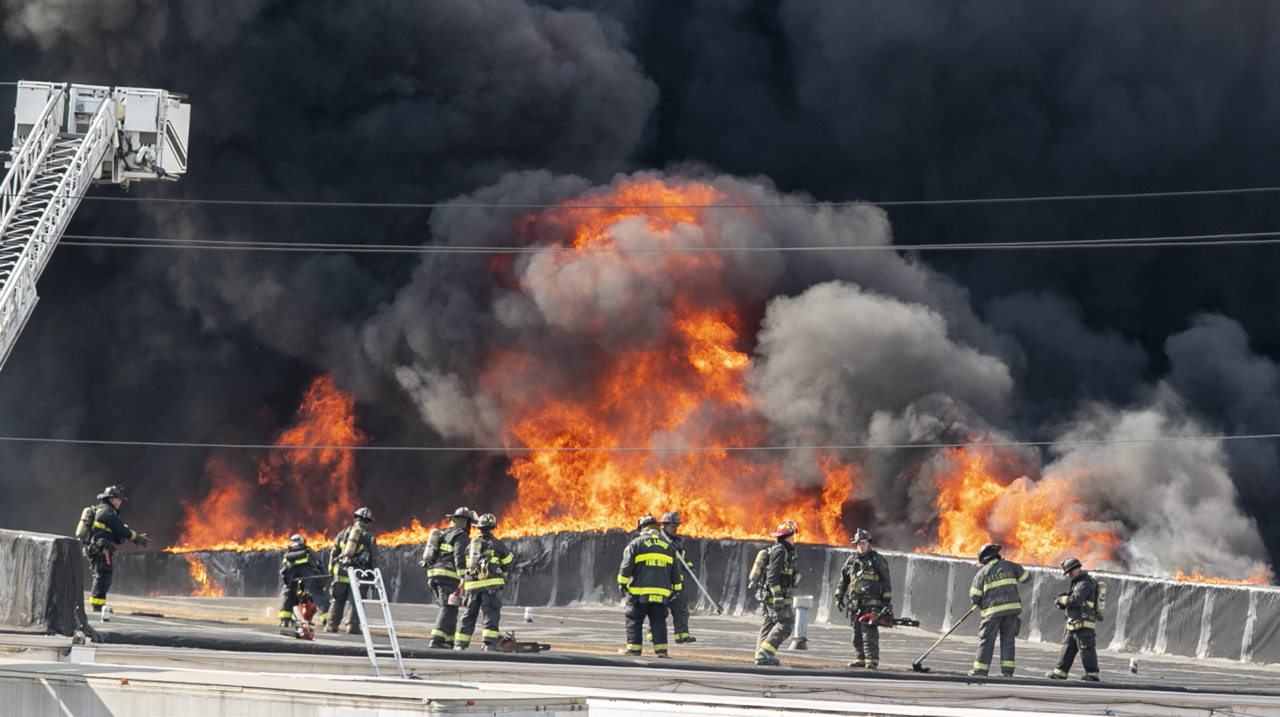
left=0, top=528, right=88, bottom=636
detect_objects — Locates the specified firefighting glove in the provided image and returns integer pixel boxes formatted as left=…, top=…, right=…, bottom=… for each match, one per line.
left=132, top=532, right=151, bottom=547
left=618, top=584, right=629, bottom=598
left=1055, top=593, right=1069, bottom=609
left=836, top=595, right=847, bottom=613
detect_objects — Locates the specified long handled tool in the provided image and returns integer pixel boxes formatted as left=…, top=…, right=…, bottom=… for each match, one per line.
left=911, top=604, right=977, bottom=673
left=676, top=554, right=724, bottom=615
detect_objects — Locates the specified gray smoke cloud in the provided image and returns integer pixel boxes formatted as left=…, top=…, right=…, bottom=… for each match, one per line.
left=364, top=167, right=1270, bottom=576
left=1045, top=386, right=1270, bottom=580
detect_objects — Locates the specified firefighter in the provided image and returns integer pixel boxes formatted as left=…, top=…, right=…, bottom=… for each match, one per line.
left=326, top=507, right=377, bottom=634
left=618, top=514, right=681, bottom=657
left=278, top=534, right=330, bottom=628
left=85, top=485, right=150, bottom=612
left=1047, top=557, right=1101, bottom=682
left=660, top=510, right=696, bottom=644
left=755, top=520, right=799, bottom=666
left=422, top=506, right=475, bottom=648
left=970, top=543, right=1029, bottom=677
left=835, top=528, right=892, bottom=669
left=454, top=512, right=513, bottom=651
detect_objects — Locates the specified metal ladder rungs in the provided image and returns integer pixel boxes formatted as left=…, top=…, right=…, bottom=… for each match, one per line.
left=345, top=566, right=405, bottom=679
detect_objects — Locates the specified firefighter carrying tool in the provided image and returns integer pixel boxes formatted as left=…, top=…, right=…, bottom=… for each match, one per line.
left=278, top=534, right=331, bottom=631
left=970, top=543, right=1029, bottom=677
left=82, top=485, right=150, bottom=613
left=327, top=507, right=376, bottom=634
left=754, top=520, right=799, bottom=667
left=454, top=513, right=513, bottom=651
left=617, top=515, right=682, bottom=657
left=421, top=506, right=475, bottom=648
left=836, top=528, right=892, bottom=669
left=660, top=510, right=698, bottom=643
left=1047, top=556, right=1103, bottom=682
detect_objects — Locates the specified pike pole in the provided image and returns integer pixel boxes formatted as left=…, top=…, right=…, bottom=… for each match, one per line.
left=676, top=554, right=724, bottom=615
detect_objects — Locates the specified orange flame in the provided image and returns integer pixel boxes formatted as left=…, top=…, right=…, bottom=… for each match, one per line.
left=1173, top=568, right=1272, bottom=586
left=168, top=375, right=367, bottom=556
left=183, top=554, right=225, bottom=597
left=159, top=176, right=1267, bottom=587
left=921, top=446, right=1123, bottom=567
left=486, top=177, right=853, bottom=542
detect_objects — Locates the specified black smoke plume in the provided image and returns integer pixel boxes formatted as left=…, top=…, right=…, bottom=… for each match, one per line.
left=0, top=0, right=1276, bottom=579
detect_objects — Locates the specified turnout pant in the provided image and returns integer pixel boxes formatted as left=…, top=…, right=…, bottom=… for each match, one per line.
left=852, top=606, right=881, bottom=665
left=756, top=601, right=795, bottom=659
left=89, top=550, right=113, bottom=610
left=624, top=597, right=669, bottom=653
left=1052, top=627, right=1099, bottom=678
left=974, top=614, right=1021, bottom=675
left=668, top=588, right=690, bottom=640
left=328, top=579, right=364, bottom=631
left=430, top=579, right=461, bottom=644
left=456, top=590, right=502, bottom=647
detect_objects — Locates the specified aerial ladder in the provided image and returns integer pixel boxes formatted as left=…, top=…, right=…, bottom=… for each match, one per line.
left=0, top=81, right=190, bottom=372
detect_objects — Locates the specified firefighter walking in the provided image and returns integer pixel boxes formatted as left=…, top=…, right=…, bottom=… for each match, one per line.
left=660, top=511, right=696, bottom=643
left=277, top=534, right=330, bottom=628
left=327, top=507, right=377, bottom=634
left=836, top=528, right=891, bottom=669
left=1047, top=557, right=1102, bottom=682
left=83, top=485, right=150, bottom=612
left=422, top=507, right=475, bottom=648
left=970, top=543, right=1029, bottom=677
left=617, top=515, right=681, bottom=657
left=755, top=520, right=799, bottom=666
left=454, top=513, right=513, bottom=651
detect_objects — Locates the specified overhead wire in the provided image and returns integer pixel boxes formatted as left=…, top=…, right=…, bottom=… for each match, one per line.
left=55, top=229, right=1280, bottom=253
left=9, top=183, right=1280, bottom=209
left=0, top=432, right=1278, bottom=452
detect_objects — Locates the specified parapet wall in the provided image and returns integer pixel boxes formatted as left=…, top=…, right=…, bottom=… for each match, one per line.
left=0, top=528, right=90, bottom=636
left=111, top=530, right=1280, bottom=663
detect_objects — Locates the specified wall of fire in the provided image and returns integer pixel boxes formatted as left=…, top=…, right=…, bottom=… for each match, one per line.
left=113, top=530, right=1280, bottom=664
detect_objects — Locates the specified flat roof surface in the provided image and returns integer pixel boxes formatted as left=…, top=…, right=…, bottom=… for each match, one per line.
left=19, top=592, right=1272, bottom=717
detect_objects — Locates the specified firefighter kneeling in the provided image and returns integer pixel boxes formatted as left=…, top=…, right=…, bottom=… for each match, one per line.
left=454, top=513, right=513, bottom=651
left=617, top=515, right=681, bottom=658
left=278, top=534, right=331, bottom=630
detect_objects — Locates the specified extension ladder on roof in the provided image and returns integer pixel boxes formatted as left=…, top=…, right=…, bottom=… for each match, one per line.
left=346, top=567, right=406, bottom=678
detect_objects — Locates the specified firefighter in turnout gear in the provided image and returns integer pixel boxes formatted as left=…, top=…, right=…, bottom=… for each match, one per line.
left=85, top=485, right=150, bottom=612
left=660, top=511, right=696, bottom=644
left=836, top=528, right=892, bottom=669
left=454, top=513, right=513, bottom=651
left=755, top=520, right=799, bottom=666
left=1047, top=557, right=1102, bottom=682
left=327, top=507, right=377, bottom=634
left=422, top=507, right=475, bottom=648
left=970, top=543, right=1029, bottom=677
left=617, top=515, right=681, bottom=657
left=278, top=534, right=330, bottom=628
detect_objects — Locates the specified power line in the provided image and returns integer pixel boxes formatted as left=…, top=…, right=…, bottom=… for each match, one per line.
left=9, top=184, right=1280, bottom=210
left=56, top=229, right=1280, bottom=254
left=0, top=432, right=1277, bottom=452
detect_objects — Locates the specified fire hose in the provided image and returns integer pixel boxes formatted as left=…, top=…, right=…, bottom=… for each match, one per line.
left=676, top=554, right=724, bottom=615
